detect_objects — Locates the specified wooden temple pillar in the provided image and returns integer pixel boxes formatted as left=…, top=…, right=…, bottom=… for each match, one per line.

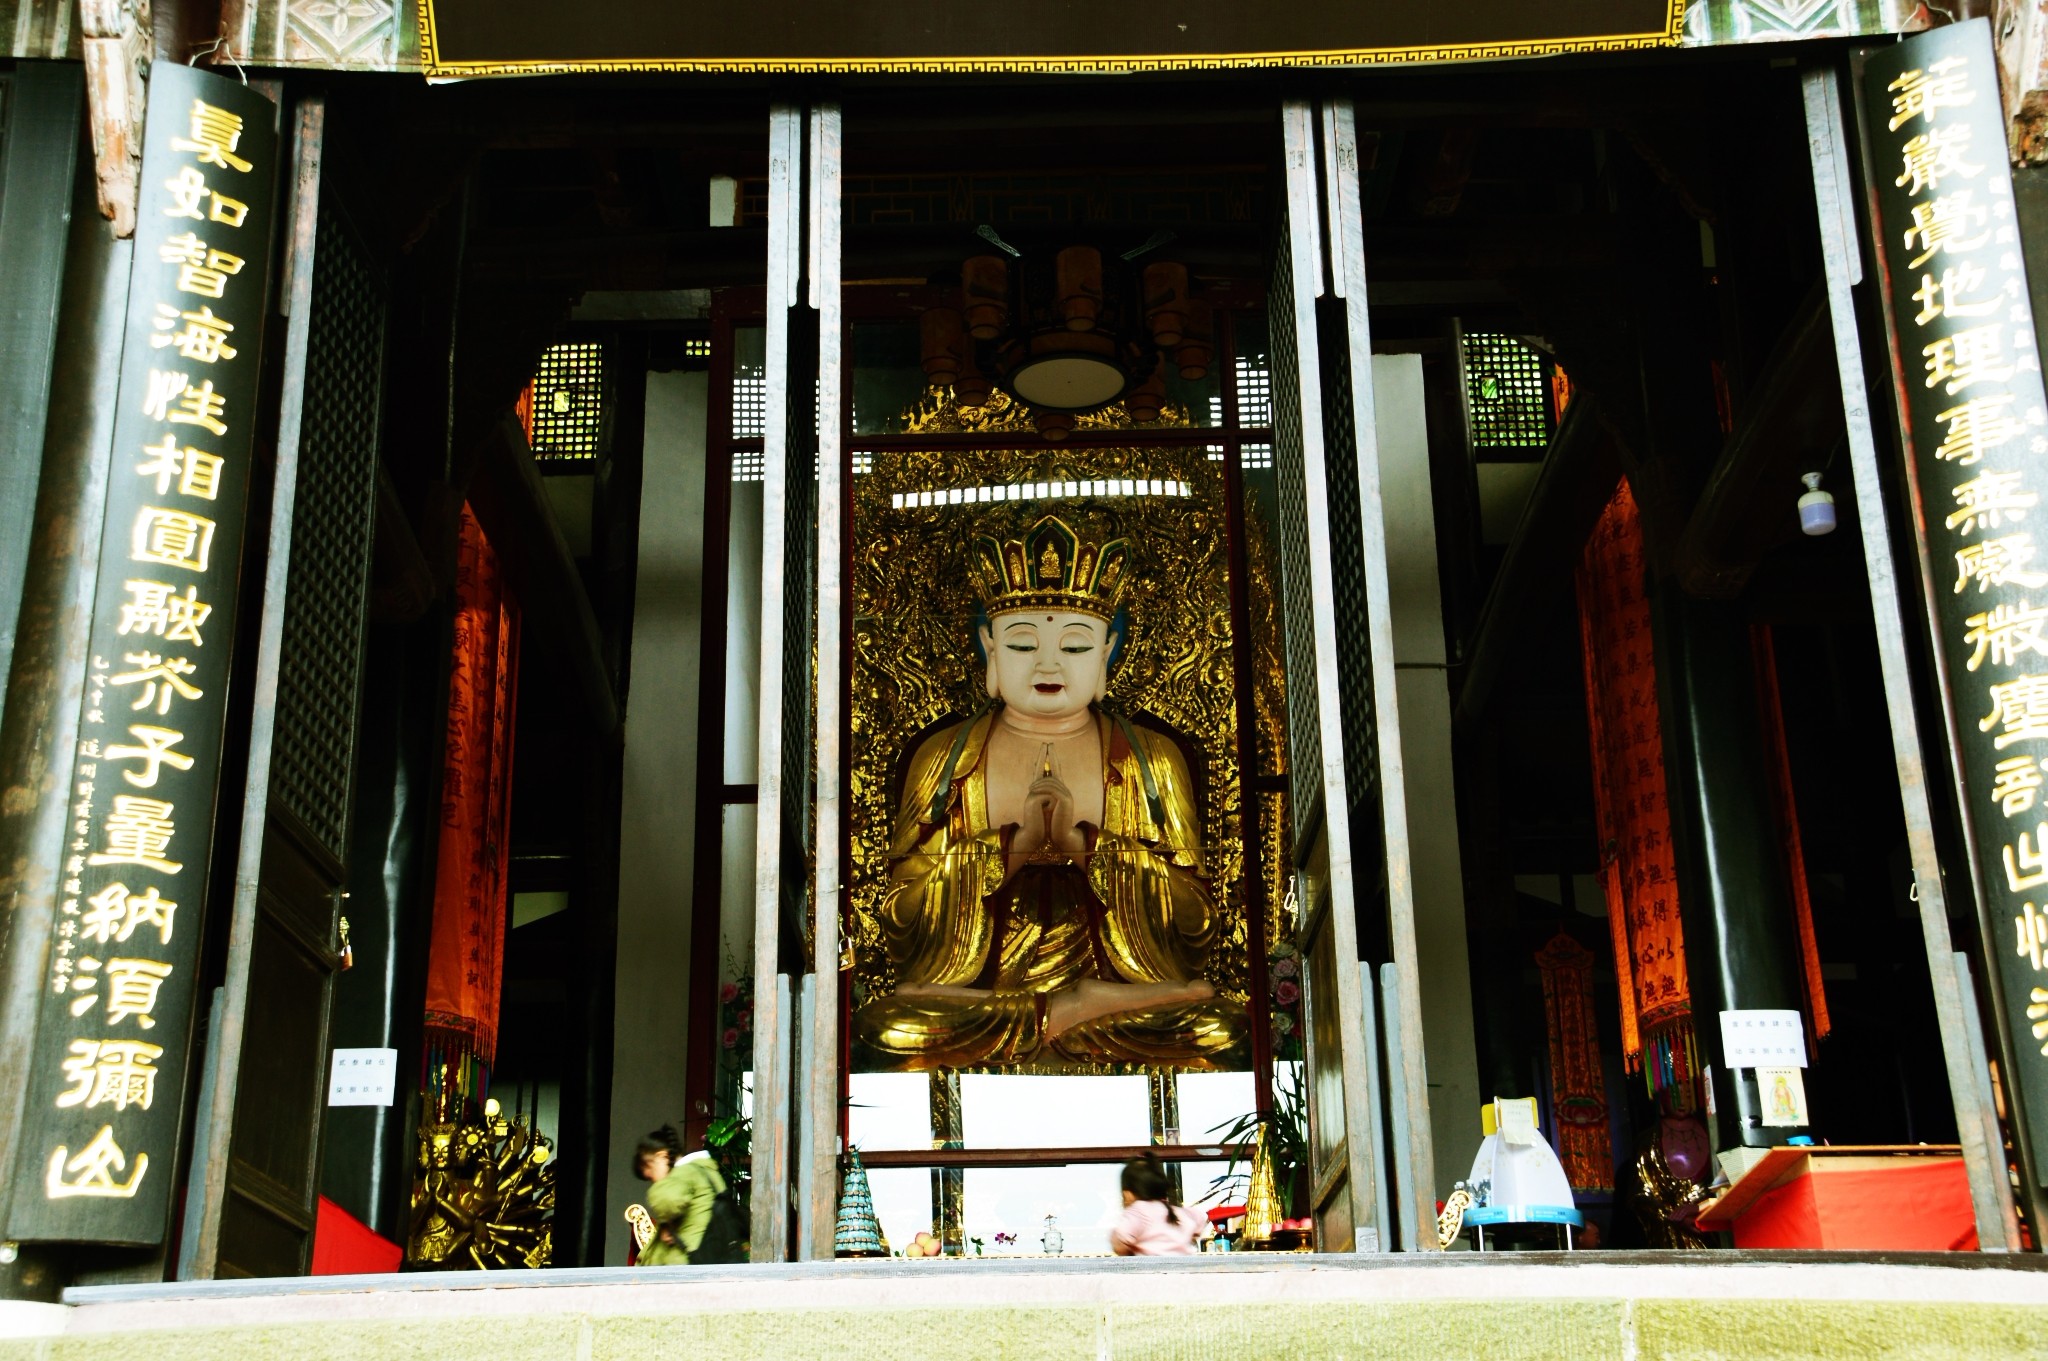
left=746, top=101, right=836, bottom=1264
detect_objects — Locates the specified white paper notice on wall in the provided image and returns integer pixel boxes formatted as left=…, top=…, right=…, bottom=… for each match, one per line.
left=1718, top=1009, right=1808, bottom=1070
left=328, top=1047, right=399, bottom=1107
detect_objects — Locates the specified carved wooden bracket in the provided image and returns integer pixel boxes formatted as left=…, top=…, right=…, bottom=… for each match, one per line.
left=80, top=0, right=153, bottom=238
left=1996, top=0, right=2048, bottom=164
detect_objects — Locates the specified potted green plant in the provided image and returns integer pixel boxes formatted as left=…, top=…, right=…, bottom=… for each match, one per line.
left=1205, top=1063, right=1309, bottom=1219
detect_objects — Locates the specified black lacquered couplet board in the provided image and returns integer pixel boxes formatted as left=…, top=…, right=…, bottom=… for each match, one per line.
left=420, top=0, right=1681, bottom=74
left=1861, top=19, right=2048, bottom=1179
left=6, top=62, right=276, bottom=1246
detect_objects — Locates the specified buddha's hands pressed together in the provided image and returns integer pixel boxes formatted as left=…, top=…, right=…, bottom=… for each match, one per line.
left=1021, top=771, right=1089, bottom=865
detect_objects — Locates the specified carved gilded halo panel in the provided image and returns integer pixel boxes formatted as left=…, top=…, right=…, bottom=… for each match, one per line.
left=848, top=412, right=1250, bottom=1052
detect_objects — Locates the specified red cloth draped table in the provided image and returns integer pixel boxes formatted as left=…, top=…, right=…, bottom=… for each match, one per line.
left=1695, top=1146, right=1975, bottom=1250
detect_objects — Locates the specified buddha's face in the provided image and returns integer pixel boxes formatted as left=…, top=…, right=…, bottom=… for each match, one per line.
left=981, top=609, right=1111, bottom=719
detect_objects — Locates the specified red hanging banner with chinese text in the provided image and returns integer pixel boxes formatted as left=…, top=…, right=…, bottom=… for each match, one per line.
left=424, top=505, right=521, bottom=1095
left=1576, top=479, right=1694, bottom=1095
left=1535, top=932, right=1614, bottom=1193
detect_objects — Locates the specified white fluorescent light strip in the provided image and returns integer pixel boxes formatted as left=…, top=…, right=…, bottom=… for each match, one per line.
left=889, top=477, right=1190, bottom=510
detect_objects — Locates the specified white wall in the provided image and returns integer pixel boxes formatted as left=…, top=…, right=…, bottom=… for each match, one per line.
left=606, top=369, right=709, bottom=1263
left=719, top=483, right=764, bottom=985
left=1373, top=353, right=1482, bottom=1197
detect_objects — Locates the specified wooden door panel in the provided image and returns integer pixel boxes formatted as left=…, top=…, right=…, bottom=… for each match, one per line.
left=229, top=909, right=335, bottom=1201
left=216, top=1187, right=312, bottom=1280
left=194, top=97, right=387, bottom=1279
left=1303, top=914, right=1354, bottom=1248
left=255, top=815, right=344, bottom=950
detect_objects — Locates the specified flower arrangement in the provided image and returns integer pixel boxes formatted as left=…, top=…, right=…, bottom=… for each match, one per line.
left=959, top=1231, right=1023, bottom=1257
left=718, top=973, right=755, bottom=1062
left=1268, top=943, right=1304, bottom=1063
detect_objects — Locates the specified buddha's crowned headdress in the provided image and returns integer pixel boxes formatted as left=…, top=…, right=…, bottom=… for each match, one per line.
left=969, top=515, right=1132, bottom=622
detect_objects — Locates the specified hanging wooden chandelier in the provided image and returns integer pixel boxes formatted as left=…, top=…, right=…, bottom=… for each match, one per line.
left=919, top=247, right=1213, bottom=441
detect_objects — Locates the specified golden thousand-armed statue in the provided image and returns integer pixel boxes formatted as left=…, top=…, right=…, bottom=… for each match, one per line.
left=407, top=1097, right=556, bottom=1269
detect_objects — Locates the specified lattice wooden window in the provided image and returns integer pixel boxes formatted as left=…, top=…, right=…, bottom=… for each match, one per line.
left=528, top=340, right=607, bottom=462
left=1237, top=348, right=1274, bottom=468
left=1461, top=332, right=1552, bottom=454
left=272, top=201, right=384, bottom=860
left=1236, top=349, right=1274, bottom=429
left=732, top=344, right=767, bottom=482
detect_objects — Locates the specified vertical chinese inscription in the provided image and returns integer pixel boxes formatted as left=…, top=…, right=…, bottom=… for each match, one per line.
left=1863, top=21, right=2048, bottom=1177
left=5, top=62, right=276, bottom=1246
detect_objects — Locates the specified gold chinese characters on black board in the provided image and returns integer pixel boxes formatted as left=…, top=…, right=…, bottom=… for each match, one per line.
left=5, top=62, right=276, bottom=1245
left=1860, top=20, right=2048, bottom=1178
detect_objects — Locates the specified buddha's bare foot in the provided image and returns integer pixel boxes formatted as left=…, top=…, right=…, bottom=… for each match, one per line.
left=894, top=983, right=996, bottom=1002
left=1044, top=977, right=1217, bottom=1038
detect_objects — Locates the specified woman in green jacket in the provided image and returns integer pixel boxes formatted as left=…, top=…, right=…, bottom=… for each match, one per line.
left=634, top=1125, right=728, bottom=1265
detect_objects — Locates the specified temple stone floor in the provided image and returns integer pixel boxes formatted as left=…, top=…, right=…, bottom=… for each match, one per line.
left=3, top=1251, right=2047, bottom=1359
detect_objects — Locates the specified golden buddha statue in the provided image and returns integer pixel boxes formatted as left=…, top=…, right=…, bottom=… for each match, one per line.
left=407, top=1098, right=556, bottom=1270
left=854, top=514, right=1247, bottom=1071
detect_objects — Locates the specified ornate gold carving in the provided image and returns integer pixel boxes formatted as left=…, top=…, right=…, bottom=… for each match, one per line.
left=1243, top=483, right=1293, bottom=950
left=1631, top=1134, right=1711, bottom=1250
left=407, top=1098, right=556, bottom=1269
left=970, top=516, right=1132, bottom=621
left=1437, top=1183, right=1475, bottom=1249
left=897, top=386, right=1193, bottom=439
left=848, top=391, right=1249, bottom=1028
left=624, top=1202, right=656, bottom=1254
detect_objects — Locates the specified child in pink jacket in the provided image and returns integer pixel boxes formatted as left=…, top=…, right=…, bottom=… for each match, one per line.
left=1110, top=1154, right=1203, bottom=1255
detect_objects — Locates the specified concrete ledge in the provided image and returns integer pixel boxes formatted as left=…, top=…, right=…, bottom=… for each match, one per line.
left=1, top=1254, right=2043, bottom=1360
left=0, top=1304, right=65, bottom=1341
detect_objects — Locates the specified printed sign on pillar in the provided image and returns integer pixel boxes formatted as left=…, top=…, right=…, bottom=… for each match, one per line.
left=1859, top=18, right=2048, bottom=1180
left=5, top=62, right=276, bottom=1245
